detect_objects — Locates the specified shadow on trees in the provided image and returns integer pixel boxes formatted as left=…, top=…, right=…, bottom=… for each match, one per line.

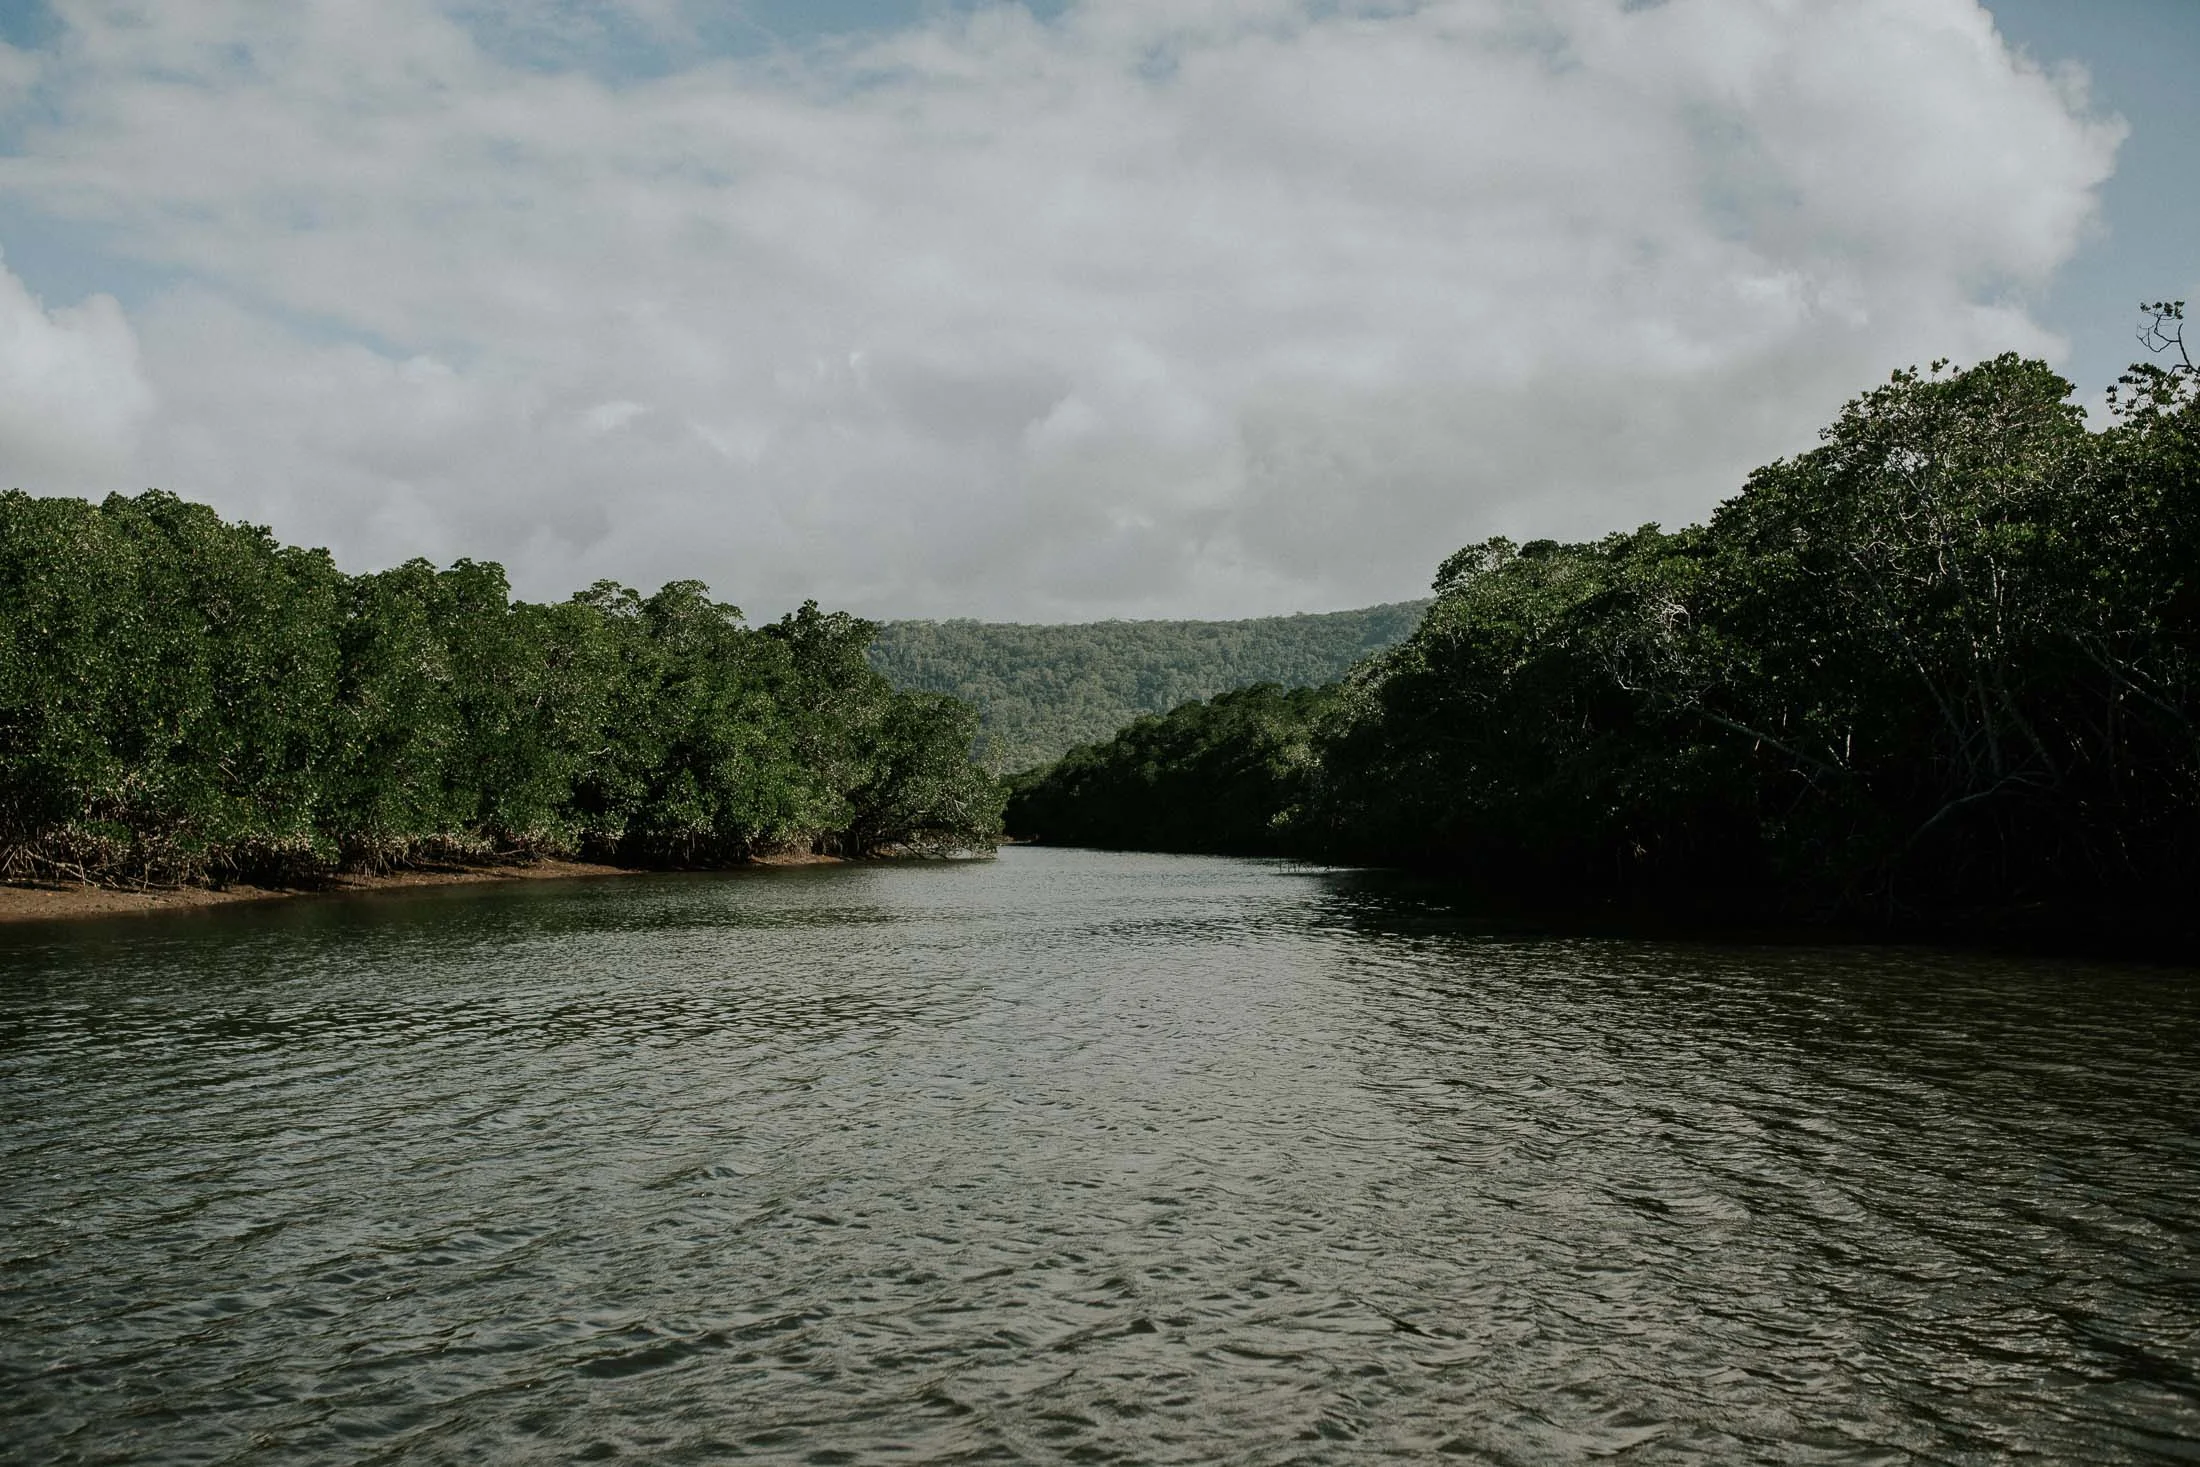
left=1009, top=326, right=2200, bottom=954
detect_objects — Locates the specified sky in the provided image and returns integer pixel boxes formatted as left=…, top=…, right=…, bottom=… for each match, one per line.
left=0, top=0, right=2191, bottom=622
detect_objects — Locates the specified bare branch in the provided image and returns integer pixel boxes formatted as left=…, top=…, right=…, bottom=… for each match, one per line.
left=2138, top=300, right=2193, bottom=375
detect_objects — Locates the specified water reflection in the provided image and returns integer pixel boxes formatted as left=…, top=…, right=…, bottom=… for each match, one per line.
left=2, top=848, right=2196, bottom=1463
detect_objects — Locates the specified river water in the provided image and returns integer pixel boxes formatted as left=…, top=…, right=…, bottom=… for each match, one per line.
left=3, top=847, right=2197, bottom=1464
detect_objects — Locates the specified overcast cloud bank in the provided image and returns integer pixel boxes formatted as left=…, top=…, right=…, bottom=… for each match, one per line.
left=0, top=0, right=2122, bottom=618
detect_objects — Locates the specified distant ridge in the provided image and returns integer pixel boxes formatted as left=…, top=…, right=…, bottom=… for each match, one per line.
left=868, top=601, right=1430, bottom=772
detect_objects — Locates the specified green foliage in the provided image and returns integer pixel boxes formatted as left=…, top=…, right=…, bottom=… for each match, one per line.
left=1006, top=684, right=1333, bottom=854
left=0, top=491, right=345, bottom=882
left=867, top=602, right=1426, bottom=771
left=0, top=494, right=1002, bottom=885
left=1010, top=346, right=2200, bottom=938
left=1313, top=525, right=1736, bottom=883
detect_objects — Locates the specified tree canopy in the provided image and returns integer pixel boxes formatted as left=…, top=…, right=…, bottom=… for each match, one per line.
left=867, top=601, right=1426, bottom=772
left=0, top=493, right=1003, bottom=886
left=1009, top=343, right=2200, bottom=944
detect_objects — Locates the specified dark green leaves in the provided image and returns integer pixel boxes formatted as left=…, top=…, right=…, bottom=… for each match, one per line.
left=1007, top=349, right=2200, bottom=938
left=0, top=496, right=1002, bottom=885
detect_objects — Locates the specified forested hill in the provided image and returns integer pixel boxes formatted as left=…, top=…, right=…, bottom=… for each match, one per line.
left=868, top=602, right=1429, bottom=771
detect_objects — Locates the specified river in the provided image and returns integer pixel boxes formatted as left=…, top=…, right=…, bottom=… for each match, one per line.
left=3, top=846, right=2196, bottom=1463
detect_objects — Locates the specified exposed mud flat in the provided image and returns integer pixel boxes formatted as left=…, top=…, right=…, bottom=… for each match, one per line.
left=0, top=851, right=847, bottom=925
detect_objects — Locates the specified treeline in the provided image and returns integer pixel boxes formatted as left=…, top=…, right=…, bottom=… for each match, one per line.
left=1005, top=683, right=1337, bottom=854
left=868, top=601, right=1425, bottom=771
left=0, top=491, right=1002, bottom=887
left=1009, top=342, right=2200, bottom=940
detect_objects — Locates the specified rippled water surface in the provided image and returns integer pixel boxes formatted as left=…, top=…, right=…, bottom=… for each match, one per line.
left=4, top=848, right=2199, bottom=1464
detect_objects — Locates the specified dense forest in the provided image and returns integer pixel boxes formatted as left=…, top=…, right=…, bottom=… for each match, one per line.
left=868, top=602, right=1425, bottom=770
left=1004, top=682, right=1337, bottom=855
left=1010, top=323, right=2200, bottom=943
left=0, top=492, right=1002, bottom=887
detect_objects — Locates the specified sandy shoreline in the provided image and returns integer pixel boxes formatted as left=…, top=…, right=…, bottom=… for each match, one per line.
left=0, top=852, right=845, bottom=926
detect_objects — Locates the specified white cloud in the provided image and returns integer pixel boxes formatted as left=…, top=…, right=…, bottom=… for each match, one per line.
left=0, top=251, right=153, bottom=491
left=582, top=399, right=650, bottom=434
left=0, top=0, right=2123, bottom=617
left=0, top=39, right=37, bottom=106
